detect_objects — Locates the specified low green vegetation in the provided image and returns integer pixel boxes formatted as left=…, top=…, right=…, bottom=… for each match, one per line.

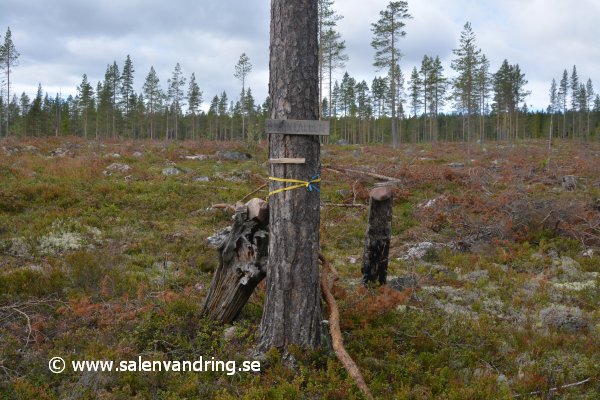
left=1, top=137, right=599, bottom=399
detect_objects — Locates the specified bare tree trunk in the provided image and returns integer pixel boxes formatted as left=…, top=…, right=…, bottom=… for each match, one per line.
left=258, top=0, right=322, bottom=353
left=362, top=187, right=393, bottom=285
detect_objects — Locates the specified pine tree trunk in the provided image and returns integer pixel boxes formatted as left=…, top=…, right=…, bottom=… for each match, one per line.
left=258, top=0, right=322, bottom=353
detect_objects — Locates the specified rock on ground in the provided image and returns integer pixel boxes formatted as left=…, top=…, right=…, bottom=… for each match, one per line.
left=162, top=167, right=181, bottom=176
left=539, top=305, right=587, bottom=333
left=104, top=163, right=132, bottom=175
left=400, top=242, right=437, bottom=260
left=215, top=151, right=251, bottom=161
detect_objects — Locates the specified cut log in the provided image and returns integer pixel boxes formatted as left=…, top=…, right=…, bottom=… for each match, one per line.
left=362, top=187, right=393, bottom=285
left=202, top=200, right=269, bottom=324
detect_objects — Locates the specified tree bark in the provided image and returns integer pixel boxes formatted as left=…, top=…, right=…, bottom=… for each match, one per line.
left=202, top=201, right=269, bottom=324
left=258, top=0, right=322, bottom=353
left=362, top=187, right=393, bottom=285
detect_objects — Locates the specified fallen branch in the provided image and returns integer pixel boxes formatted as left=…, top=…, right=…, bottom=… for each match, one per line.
left=323, top=203, right=367, bottom=209
left=211, top=203, right=236, bottom=212
left=319, top=254, right=373, bottom=400
left=513, top=377, right=592, bottom=398
left=10, top=307, right=32, bottom=346
left=325, top=166, right=400, bottom=182
left=240, top=183, right=268, bottom=202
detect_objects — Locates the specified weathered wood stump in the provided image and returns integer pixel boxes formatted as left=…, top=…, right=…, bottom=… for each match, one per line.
left=362, top=187, right=393, bottom=285
left=562, top=175, right=577, bottom=191
left=202, top=199, right=269, bottom=324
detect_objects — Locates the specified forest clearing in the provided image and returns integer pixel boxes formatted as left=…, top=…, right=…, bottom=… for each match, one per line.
left=1, top=137, right=599, bottom=399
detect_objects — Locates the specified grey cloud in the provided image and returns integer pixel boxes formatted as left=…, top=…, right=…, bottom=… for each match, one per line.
left=1, top=0, right=598, bottom=111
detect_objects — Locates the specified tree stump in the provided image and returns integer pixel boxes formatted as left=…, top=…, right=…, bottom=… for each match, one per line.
left=562, top=175, right=577, bottom=191
left=202, top=199, right=269, bottom=324
left=362, top=187, right=393, bottom=285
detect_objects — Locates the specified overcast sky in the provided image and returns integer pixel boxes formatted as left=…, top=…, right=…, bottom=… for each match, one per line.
left=2, top=0, right=599, bottom=112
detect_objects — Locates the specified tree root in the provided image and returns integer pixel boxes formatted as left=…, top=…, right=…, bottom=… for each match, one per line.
left=319, top=254, right=374, bottom=400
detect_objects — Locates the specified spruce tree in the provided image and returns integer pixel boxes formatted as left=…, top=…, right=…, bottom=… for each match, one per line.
left=451, top=22, right=481, bottom=161
left=187, top=73, right=202, bottom=140
left=593, top=94, right=600, bottom=113
left=476, top=54, right=491, bottom=143
left=371, top=1, right=411, bottom=148
left=557, top=69, right=569, bottom=138
left=120, top=55, right=134, bottom=136
left=585, top=79, right=594, bottom=139
left=142, top=66, right=161, bottom=140
left=167, top=63, right=186, bottom=140
left=430, top=56, right=447, bottom=142
left=77, top=74, right=94, bottom=138
left=570, top=65, right=579, bottom=137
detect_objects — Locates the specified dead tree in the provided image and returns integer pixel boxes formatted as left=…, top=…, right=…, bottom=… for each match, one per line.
left=258, top=0, right=323, bottom=353
left=362, top=187, right=393, bottom=285
left=202, top=199, right=269, bottom=324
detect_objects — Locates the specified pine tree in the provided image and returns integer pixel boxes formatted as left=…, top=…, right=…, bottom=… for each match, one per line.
left=510, top=64, right=529, bottom=141
left=187, top=73, right=202, bottom=141
left=321, top=28, right=347, bottom=121
left=430, top=56, right=447, bottom=142
left=142, top=66, right=161, bottom=140
left=476, top=54, right=491, bottom=143
left=234, top=53, right=252, bottom=140
left=371, top=1, right=411, bottom=148
left=548, top=78, right=558, bottom=168
left=419, top=55, right=433, bottom=141
left=167, top=63, right=186, bottom=140
left=0, top=27, right=20, bottom=135
left=355, top=80, right=371, bottom=142
left=451, top=22, right=482, bottom=162
left=318, top=0, right=345, bottom=119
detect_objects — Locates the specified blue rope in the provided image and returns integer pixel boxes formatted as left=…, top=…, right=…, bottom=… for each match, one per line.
left=307, top=175, right=320, bottom=193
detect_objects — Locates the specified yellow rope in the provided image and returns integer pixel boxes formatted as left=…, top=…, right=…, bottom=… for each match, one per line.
left=267, top=176, right=321, bottom=199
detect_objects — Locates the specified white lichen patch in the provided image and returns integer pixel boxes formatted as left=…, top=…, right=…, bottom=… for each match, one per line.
left=551, top=280, right=597, bottom=291
left=37, top=219, right=102, bottom=255
left=39, top=231, right=83, bottom=254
